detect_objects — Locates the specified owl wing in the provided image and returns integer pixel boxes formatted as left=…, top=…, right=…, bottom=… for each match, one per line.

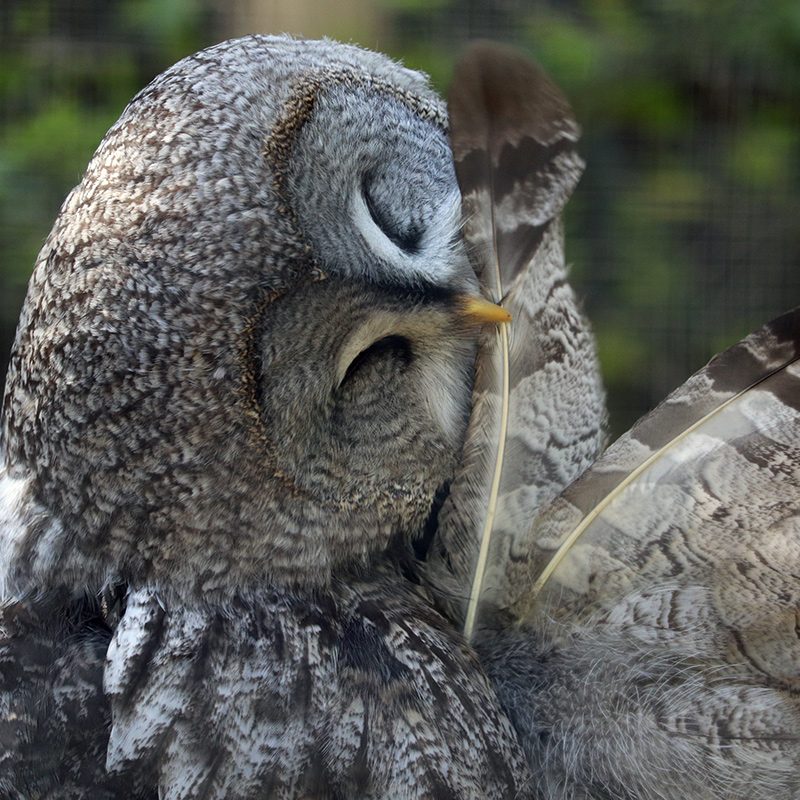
left=479, top=308, right=800, bottom=800
left=0, top=590, right=152, bottom=798
left=103, top=580, right=531, bottom=800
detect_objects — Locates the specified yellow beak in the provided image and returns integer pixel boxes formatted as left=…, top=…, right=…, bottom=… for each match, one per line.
left=457, top=294, right=512, bottom=325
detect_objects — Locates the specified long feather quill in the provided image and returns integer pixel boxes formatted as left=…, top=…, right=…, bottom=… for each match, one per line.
left=429, top=44, right=605, bottom=639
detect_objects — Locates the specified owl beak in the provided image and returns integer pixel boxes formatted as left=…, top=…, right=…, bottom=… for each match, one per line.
left=457, top=295, right=512, bottom=325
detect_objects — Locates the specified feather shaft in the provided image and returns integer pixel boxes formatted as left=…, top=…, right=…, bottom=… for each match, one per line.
left=464, top=324, right=509, bottom=639
left=432, top=42, right=604, bottom=639
left=511, top=305, right=800, bottom=623
left=524, top=353, right=800, bottom=607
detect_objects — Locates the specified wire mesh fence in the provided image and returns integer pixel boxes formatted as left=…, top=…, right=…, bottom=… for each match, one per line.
left=2, top=0, right=799, bottom=436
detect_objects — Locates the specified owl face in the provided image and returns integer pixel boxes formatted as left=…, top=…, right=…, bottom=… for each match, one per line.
left=1, top=36, right=495, bottom=597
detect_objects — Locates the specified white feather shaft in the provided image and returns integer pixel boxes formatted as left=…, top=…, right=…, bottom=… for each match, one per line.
left=463, top=323, right=510, bottom=640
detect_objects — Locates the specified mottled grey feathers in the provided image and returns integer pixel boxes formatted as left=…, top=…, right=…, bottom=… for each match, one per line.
left=1, top=32, right=798, bottom=800
left=104, top=576, right=531, bottom=799
left=429, top=43, right=605, bottom=636
left=484, top=307, right=800, bottom=799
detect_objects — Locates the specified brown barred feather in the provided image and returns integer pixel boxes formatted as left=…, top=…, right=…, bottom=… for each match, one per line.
left=430, top=42, right=605, bottom=638
left=484, top=308, right=800, bottom=799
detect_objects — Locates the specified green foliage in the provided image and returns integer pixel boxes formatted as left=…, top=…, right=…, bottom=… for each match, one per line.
left=729, top=121, right=795, bottom=187
left=515, top=0, right=800, bottom=433
left=2, top=1, right=799, bottom=436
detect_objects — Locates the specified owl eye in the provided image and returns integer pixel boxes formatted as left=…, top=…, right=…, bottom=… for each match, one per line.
left=361, top=175, right=423, bottom=255
left=340, top=334, right=413, bottom=386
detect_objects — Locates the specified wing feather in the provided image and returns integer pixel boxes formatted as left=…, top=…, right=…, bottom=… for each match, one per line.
left=514, top=306, right=800, bottom=624
left=430, top=43, right=605, bottom=638
left=483, top=308, right=800, bottom=799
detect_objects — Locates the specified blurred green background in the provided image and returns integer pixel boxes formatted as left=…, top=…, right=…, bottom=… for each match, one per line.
left=2, top=0, right=799, bottom=437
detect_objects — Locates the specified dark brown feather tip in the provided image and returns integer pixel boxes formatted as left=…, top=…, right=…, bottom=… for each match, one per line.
left=447, top=40, right=585, bottom=292
left=448, top=40, right=579, bottom=161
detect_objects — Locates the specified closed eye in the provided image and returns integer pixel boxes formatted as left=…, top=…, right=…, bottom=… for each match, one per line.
left=362, top=175, right=423, bottom=255
left=340, top=335, right=413, bottom=387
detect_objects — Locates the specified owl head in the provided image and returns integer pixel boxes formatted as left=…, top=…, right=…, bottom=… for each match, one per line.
left=1, top=36, right=503, bottom=598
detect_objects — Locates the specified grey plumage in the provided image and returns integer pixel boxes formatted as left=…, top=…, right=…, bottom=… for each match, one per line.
left=487, top=307, right=800, bottom=800
left=0, top=591, right=137, bottom=797
left=0, top=36, right=475, bottom=597
left=2, top=31, right=796, bottom=800
left=105, top=576, right=528, bottom=798
left=428, top=43, right=606, bottom=637
left=0, top=35, right=532, bottom=798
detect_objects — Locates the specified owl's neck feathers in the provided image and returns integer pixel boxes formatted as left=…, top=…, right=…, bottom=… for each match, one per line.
left=0, top=451, right=430, bottom=604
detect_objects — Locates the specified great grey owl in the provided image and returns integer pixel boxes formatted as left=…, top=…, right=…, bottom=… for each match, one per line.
left=0, top=34, right=594, bottom=798
left=1, top=33, right=798, bottom=800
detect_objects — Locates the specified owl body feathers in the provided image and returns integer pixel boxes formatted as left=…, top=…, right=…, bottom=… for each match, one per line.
left=105, top=573, right=531, bottom=799
left=4, top=32, right=792, bottom=800
left=0, top=579, right=533, bottom=799
left=0, top=35, right=533, bottom=799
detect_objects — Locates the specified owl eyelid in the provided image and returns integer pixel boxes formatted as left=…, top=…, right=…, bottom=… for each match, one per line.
left=360, top=175, right=423, bottom=255
left=339, top=334, right=413, bottom=388
left=334, top=311, right=421, bottom=390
